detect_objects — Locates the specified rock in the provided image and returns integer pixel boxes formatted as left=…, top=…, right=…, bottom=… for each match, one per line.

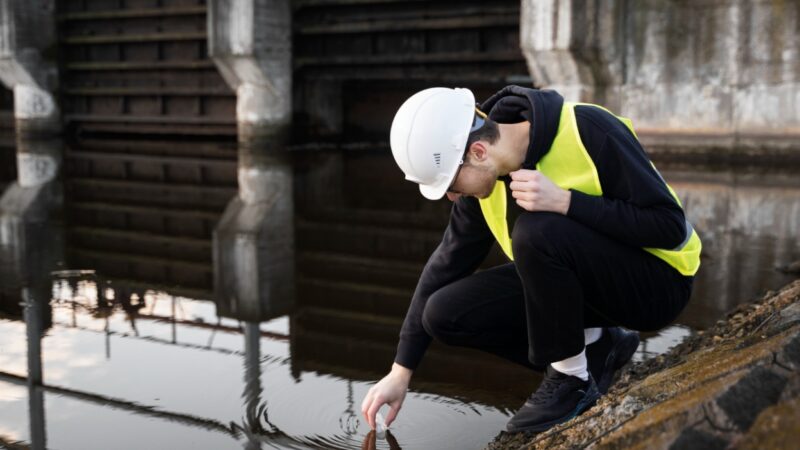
left=486, top=280, right=800, bottom=450
left=778, top=302, right=800, bottom=328
left=732, top=397, right=800, bottom=449
left=778, top=334, right=800, bottom=369
left=669, top=428, right=728, bottom=450
left=716, top=367, right=788, bottom=431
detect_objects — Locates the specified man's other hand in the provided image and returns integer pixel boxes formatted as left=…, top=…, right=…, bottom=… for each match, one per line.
left=509, top=169, right=572, bottom=214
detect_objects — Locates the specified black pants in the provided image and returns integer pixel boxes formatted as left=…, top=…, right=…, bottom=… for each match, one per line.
left=420, top=212, right=693, bottom=369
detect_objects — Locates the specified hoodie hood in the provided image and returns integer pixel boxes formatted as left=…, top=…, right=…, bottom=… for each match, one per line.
left=479, top=85, right=564, bottom=169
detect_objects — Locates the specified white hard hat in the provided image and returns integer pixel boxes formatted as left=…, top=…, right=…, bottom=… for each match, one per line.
left=390, top=87, right=476, bottom=200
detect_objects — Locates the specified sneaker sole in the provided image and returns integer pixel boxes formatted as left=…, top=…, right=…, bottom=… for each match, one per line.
left=598, top=330, right=640, bottom=394
left=506, top=383, right=601, bottom=434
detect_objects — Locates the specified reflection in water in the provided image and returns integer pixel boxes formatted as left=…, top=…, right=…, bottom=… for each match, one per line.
left=0, top=165, right=797, bottom=449
left=667, top=167, right=800, bottom=328
left=24, top=288, right=46, bottom=450
left=632, top=325, right=693, bottom=363
left=361, top=430, right=402, bottom=450
left=339, top=381, right=360, bottom=436
left=1, top=272, right=510, bottom=449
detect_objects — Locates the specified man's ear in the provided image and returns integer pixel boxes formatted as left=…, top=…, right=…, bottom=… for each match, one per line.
left=468, top=141, right=488, bottom=162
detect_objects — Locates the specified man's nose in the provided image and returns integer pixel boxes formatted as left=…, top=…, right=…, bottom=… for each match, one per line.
left=446, top=192, right=461, bottom=202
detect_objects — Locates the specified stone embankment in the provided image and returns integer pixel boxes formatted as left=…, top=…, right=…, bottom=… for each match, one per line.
left=487, top=279, right=800, bottom=450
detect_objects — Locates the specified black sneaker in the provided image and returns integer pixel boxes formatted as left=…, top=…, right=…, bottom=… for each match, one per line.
left=506, top=367, right=600, bottom=433
left=586, top=327, right=640, bottom=394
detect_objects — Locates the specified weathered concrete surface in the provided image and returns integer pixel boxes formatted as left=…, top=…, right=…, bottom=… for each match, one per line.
left=521, top=0, right=800, bottom=159
left=208, top=0, right=291, bottom=145
left=0, top=0, right=59, bottom=138
left=486, top=279, right=800, bottom=450
left=0, top=0, right=61, bottom=246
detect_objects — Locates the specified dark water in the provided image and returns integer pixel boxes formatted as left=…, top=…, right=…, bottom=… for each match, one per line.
left=0, top=164, right=798, bottom=449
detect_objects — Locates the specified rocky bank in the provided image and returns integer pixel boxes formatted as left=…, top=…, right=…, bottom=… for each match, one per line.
left=486, top=279, right=800, bottom=450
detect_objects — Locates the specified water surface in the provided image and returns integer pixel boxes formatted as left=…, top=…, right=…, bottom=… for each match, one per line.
left=0, top=164, right=798, bottom=449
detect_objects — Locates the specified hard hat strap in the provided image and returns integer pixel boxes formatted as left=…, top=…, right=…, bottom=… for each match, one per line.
left=470, top=107, right=488, bottom=133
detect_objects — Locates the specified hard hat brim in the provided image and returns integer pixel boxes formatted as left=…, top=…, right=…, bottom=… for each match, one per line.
left=417, top=155, right=463, bottom=200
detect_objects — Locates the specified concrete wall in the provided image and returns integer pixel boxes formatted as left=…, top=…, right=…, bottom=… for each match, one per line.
left=521, top=0, right=800, bottom=157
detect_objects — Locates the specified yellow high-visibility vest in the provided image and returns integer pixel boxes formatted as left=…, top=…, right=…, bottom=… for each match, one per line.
left=478, top=102, right=702, bottom=276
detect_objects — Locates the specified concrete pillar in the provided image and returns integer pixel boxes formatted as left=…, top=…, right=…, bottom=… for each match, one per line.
left=0, top=0, right=61, bottom=246
left=209, top=0, right=295, bottom=322
left=0, top=0, right=60, bottom=138
left=519, top=0, right=800, bottom=156
left=520, top=0, right=625, bottom=107
left=208, top=0, right=291, bottom=146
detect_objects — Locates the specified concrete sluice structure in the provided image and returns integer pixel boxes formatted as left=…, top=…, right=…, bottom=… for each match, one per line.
left=0, top=1, right=798, bottom=448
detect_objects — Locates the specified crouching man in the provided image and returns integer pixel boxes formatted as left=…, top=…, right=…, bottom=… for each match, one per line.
left=361, top=86, right=700, bottom=433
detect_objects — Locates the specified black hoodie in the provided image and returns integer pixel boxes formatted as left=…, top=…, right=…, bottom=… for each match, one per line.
left=394, top=86, right=688, bottom=371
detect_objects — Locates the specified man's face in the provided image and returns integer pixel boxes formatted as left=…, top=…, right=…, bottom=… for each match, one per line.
left=445, top=149, right=498, bottom=201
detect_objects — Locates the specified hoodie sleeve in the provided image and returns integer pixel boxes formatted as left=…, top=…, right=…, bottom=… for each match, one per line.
left=566, top=105, right=688, bottom=249
left=394, top=196, right=494, bottom=370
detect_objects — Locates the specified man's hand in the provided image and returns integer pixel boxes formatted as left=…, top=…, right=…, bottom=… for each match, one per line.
left=509, top=169, right=571, bottom=214
left=360, top=363, right=412, bottom=430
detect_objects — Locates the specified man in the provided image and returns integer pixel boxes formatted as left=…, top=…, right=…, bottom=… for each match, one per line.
left=360, top=86, right=700, bottom=433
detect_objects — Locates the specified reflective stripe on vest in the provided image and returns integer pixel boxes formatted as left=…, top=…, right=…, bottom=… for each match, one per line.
left=478, top=102, right=702, bottom=276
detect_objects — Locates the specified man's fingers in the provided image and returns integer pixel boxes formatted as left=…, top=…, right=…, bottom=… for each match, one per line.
left=512, top=190, right=537, bottom=203
left=361, top=395, right=375, bottom=429
left=516, top=199, right=535, bottom=211
left=385, top=402, right=401, bottom=427
left=360, top=390, right=373, bottom=426
left=366, top=397, right=384, bottom=430
left=509, top=169, right=531, bottom=181
left=509, top=180, right=529, bottom=192
left=510, top=169, right=538, bottom=181
left=509, top=180, right=539, bottom=193
left=360, top=389, right=372, bottom=416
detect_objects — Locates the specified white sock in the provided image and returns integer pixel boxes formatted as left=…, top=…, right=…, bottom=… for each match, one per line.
left=584, top=327, right=602, bottom=346
left=551, top=348, right=589, bottom=381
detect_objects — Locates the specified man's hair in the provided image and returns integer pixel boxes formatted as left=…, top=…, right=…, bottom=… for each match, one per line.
left=464, top=117, right=499, bottom=161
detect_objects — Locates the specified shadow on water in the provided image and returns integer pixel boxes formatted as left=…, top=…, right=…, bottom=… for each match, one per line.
left=0, top=161, right=798, bottom=449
